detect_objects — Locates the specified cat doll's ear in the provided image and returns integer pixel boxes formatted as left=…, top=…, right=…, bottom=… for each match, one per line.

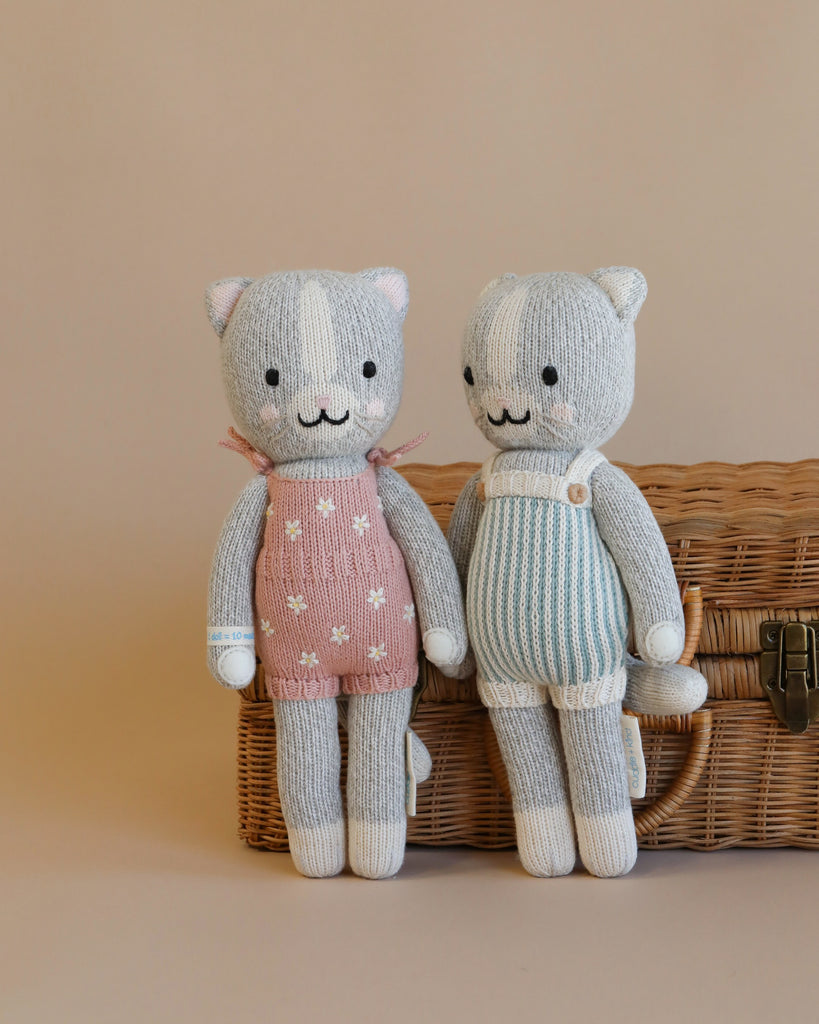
left=588, top=267, right=647, bottom=324
left=205, top=277, right=253, bottom=338
left=360, top=267, right=409, bottom=322
left=478, top=273, right=517, bottom=299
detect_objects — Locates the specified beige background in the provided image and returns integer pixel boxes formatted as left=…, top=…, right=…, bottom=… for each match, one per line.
left=3, top=2, right=818, bottom=1021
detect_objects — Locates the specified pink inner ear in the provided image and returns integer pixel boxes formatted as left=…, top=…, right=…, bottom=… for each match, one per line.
left=209, top=280, right=248, bottom=326
left=373, top=273, right=408, bottom=314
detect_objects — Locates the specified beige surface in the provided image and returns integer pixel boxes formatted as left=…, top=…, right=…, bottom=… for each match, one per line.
left=3, top=1, right=819, bottom=1020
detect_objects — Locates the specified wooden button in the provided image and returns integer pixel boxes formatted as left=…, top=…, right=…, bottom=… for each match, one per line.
left=568, top=483, right=588, bottom=505
left=476, top=481, right=486, bottom=502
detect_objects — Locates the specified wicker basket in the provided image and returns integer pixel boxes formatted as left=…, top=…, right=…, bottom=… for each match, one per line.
left=237, top=460, right=819, bottom=852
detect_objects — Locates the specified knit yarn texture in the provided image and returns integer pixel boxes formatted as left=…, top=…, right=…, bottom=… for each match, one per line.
left=256, top=465, right=419, bottom=700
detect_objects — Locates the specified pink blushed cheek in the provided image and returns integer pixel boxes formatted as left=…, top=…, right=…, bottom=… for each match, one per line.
left=550, top=402, right=575, bottom=424
left=366, top=398, right=385, bottom=418
left=259, top=403, right=281, bottom=424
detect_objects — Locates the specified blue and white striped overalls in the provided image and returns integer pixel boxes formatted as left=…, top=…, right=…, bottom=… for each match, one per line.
left=467, top=449, right=629, bottom=711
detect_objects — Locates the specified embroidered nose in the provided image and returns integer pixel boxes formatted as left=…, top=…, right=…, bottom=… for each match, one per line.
left=316, top=395, right=331, bottom=410
left=497, top=396, right=511, bottom=409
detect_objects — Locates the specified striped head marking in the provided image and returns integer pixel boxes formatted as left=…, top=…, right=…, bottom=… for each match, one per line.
left=206, top=268, right=409, bottom=462
left=462, top=269, right=646, bottom=451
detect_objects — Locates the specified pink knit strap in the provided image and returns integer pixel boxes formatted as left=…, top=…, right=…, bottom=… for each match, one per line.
left=367, top=432, right=429, bottom=468
left=219, top=427, right=276, bottom=475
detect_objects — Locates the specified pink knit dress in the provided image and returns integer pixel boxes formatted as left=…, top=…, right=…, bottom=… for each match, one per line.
left=254, top=466, right=420, bottom=700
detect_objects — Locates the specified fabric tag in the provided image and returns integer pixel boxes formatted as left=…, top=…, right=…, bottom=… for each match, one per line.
left=405, top=730, right=417, bottom=817
left=207, top=627, right=255, bottom=647
left=621, top=714, right=647, bottom=800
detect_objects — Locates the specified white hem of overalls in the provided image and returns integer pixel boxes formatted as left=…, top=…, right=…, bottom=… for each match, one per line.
left=478, top=667, right=627, bottom=710
left=548, top=668, right=627, bottom=710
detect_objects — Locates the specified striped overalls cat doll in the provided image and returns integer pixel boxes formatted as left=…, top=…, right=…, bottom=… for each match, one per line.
left=448, top=269, right=706, bottom=878
left=205, top=268, right=468, bottom=879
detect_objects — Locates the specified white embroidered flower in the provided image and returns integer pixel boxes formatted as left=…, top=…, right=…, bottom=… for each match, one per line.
left=261, top=619, right=274, bottom=636
left=403, top=603, right=416, bottom=624
left=266, top=503, right=274, bottom=518
left=352, top=513, right=371, bottom=537
left=367, top=643, right=387, bottom=662
left=367, top=587, right=386, bottom=611
left=316, top=497, right=336, bottom=518
left=330, top=625, right=350, bottom=645
left=286, top=595, right=307, bottom=615
left=299, top=651, right=319, bottom=668
left=285, top=520, right=302, bottom=542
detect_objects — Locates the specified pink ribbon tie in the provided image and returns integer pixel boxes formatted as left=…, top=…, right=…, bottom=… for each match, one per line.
left=367, top=432, right=429, bottom=467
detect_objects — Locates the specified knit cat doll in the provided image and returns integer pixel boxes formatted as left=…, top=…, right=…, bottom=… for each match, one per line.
left=448, top=268, right=706, bottom=878
left=205, top=268, right=468, bottom=879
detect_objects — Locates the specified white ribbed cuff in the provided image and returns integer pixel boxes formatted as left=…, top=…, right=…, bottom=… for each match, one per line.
left=548, top=668, right=627, bottom=710
left=477, top=675, right=550, bottom=709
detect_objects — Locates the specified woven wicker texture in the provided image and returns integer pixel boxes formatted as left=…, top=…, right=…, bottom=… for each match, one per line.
left=236, top=460, right=819, bottom=851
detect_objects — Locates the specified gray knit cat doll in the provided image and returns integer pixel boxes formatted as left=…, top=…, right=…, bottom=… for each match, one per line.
left=448, top=269, right=706, bottom=877
left=205, top=268, right=468, bottom=879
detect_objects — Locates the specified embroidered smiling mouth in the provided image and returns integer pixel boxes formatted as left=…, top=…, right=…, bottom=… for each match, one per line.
left=487, top=409, right=531, bottom=427
left=297, top=409, right=351, bottom=428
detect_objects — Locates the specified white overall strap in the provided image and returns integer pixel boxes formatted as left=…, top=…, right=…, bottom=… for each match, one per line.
left=561, top=448, right=607, bottom=507
left=477, top=452, right=501, bottom=501
left=565, top=448, right=608, bottom=485
left=480, top=452, right=502, bottom=488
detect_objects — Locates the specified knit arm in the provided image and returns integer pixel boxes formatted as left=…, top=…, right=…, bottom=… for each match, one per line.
left=446, top=472, right=483, bottom=595
left=376, top=466, right=468, bottom=674
left=592, top=462, right=684, bottom=665
left=207, top=473, right=269, bottom=688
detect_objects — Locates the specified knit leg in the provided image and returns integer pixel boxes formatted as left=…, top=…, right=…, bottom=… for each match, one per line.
left=346, top=688, right=413, bottom=879
left=555, top=697, right=637, bottom=878
left=489, top=705, right=576, bottom=877
left=272, top=696, right=345, bottom=878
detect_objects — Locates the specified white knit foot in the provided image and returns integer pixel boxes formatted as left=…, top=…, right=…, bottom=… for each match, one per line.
left=287, top=821, right=346, bottom=878
left=348, top=819, right=406, bottom=879
left=514, top=806, right=576, bottom=877
left=576, top=809, right=637, bottom=878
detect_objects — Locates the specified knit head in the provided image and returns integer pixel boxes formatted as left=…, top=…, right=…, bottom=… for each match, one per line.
left=462, top=268, right=646, bottom=451
left=205, top=268, right=408, bottom=463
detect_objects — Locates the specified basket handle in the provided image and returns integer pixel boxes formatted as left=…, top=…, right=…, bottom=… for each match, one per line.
left=678, top=582, right=703, bottom=668
left=631, top=708, right=713, bottom=836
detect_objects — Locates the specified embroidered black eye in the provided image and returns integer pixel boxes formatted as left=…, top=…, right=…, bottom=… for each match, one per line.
left=363, top=360, right=377, bottom=378
left=265, top=368, right=279, bottom=387
left=463, top=366, right=474, bottom=386
left=542, top=365, right=558, bottom=386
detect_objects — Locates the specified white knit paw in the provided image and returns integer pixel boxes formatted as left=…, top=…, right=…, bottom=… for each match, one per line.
left=640, top=621, right=684, bottom=666
left=422, top=628, right=460, bottom=667
left=216, top=646, right=256, bottom=689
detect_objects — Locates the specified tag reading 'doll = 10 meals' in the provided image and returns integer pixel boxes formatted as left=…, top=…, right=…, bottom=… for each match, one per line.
left=207, top=627, right=255, bottom=646
left=621, top=714, right=647, bottom=800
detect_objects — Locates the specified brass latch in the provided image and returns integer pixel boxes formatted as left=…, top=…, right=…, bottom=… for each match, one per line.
left=760, top=621, right=819, bottom=734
